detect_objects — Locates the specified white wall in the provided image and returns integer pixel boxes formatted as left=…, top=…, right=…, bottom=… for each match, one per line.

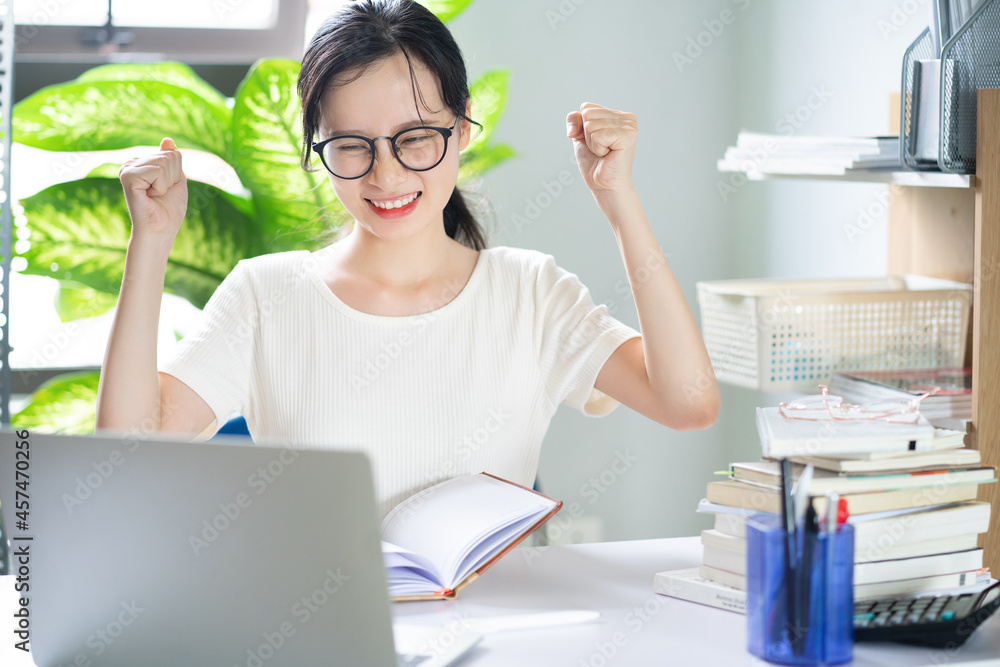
left=449, top=0, right=929, bottom=541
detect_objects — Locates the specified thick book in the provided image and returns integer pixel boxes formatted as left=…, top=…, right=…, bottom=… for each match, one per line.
left=653, top=567, right=746, bottom=614
left=660, top=569, right=990, bottom=614
left=699, top=564, right=982, bottom=600
left=787, top=444, right=979, bottom=474
left=702, top=531, right=983, bottom=583
left=705, top=478, right=981, bottom=516
left=756, top=406, right=937, bottom=457
left=381, top=473, right=562, bottom=601
left=702, top=525, right=980, bottom=564
left=710, top=501, right=991, bottom=549
left=730, top=460, right=995, bottom=495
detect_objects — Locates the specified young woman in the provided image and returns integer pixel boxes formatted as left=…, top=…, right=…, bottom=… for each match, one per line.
left=96, top=0, right=719, bottom=515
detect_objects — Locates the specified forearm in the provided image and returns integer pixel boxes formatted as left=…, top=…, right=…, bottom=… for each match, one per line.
left=95, top=237, right=171, bottom=433
left=594, top=187, right=720, bottom=419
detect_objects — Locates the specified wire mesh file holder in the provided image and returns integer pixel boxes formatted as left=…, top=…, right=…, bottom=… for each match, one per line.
left=900, top=0, right=1000, bottom=174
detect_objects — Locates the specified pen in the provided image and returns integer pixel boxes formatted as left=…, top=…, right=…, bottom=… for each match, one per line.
left=780, top=459, right=799, bottom=651
left=798, top=500, right=820, bottom=657
left=781, top=458, right=797, bottom=569
left=825, top=492, right=839, bottom=534
left=467, top=610, right=601, bottom=633
left=793, top=464, right=815, bottom=526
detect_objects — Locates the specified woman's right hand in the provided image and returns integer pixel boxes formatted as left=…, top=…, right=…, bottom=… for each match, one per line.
left=119, top=137, right=189, bottom=244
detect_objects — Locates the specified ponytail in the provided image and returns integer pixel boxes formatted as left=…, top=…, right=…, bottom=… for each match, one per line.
left=443, top=186, right=486, bottom=251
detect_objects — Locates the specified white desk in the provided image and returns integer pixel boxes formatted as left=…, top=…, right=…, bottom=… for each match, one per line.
left=393, top=537, right=1000, bottom=666
left=3, top=537, right=1000, bottom=666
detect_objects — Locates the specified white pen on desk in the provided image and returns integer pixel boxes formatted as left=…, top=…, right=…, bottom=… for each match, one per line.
left=792, top=463, right=815, bottom=526
left=825, top=492, right=839, bottom=534
left=467, top=610, right=601, bottom=634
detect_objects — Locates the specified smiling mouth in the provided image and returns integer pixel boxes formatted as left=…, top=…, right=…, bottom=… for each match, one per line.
left=366, top=192, right=421, bottom=209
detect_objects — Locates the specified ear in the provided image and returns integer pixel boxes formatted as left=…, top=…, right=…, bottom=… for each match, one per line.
left=458, top=98, right=472, bottom=151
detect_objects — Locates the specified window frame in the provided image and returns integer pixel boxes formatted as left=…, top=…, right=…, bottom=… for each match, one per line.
left=14, top=0, right=308, bottom=64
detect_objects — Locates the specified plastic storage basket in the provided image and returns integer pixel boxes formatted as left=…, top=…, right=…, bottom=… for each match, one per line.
left=696, top=276, right=972, bottom=393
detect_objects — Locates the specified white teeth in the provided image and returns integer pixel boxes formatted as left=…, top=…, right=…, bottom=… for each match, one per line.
left=370, top=192, right=419, bottom=209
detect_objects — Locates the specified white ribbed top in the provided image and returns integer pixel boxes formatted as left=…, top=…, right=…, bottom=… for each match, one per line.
left=160, top=245, right=639, bottom=516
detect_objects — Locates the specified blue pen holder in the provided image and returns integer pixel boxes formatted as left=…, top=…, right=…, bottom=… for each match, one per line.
left=746, top=512, right=854, bottom=665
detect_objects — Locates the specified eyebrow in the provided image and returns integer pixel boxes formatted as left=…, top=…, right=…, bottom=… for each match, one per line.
left=329, top=118, right=447, bottom=137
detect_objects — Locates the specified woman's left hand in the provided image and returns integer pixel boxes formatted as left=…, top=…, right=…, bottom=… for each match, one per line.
left=566, top=103, right=637, bottom=195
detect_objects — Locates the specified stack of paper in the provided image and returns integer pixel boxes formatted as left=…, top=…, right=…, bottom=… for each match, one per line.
left=717, top=131, right=901, bottom=177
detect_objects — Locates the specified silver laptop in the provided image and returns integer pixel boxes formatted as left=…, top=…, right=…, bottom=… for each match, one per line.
left=0, top=430, right=479, bottom=666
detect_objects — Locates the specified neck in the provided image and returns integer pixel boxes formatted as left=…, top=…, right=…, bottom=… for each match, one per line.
left=337, top=222, right=461, bottom=288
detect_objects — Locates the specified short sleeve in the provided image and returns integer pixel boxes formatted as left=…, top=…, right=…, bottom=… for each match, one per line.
left=159, top=261, right=257, bottom=431
left=533, top=254, right=640, bottom=416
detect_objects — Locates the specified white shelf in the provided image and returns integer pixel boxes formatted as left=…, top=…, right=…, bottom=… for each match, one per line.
left=721, top=168, right=972, bottom=188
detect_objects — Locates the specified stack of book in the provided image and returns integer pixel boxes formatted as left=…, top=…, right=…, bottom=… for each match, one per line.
left=717, top=131, right=901, bottom=177
left=655, top=410, right=995, bottom=613
left=829, top=368, right=972, bottom=431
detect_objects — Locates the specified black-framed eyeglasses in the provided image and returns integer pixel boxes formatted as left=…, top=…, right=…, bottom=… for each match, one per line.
left=312, top=119, right=459, bottom=180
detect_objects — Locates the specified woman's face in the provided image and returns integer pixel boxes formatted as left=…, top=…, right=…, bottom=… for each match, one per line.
left=318, top=52, right=470, bottom=245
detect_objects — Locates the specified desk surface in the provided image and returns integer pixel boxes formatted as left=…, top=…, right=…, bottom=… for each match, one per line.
left=393, top=537, right=1000, bottom=666
left=3, top=537, right=1000, bottom=666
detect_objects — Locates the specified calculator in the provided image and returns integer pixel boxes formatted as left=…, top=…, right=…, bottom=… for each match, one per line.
left=853, top=580, right=1000, bottom=647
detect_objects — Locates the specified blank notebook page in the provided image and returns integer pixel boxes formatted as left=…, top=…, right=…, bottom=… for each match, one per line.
left=380, top=474, right=555, bottom=585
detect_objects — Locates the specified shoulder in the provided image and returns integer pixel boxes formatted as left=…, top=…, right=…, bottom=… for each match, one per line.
left=482, top=245, right=557, bottom=280
left=235, top=250, right=311, bottom=273
left=230, top=250, right=312, bottom=285
left=479, top=247, right=590, bottom=311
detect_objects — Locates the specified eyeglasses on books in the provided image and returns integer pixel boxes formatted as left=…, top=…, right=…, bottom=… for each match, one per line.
left=777, top=384, right=941, bottom=423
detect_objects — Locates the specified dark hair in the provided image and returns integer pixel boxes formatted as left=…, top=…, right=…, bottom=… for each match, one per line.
left=298, top=0, right=486, bottom=251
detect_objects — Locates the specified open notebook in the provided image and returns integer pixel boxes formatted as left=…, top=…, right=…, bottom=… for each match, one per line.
left=382, top=473, right=562, bottom=600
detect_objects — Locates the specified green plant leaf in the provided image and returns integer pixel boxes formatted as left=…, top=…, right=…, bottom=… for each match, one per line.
left=467, top=70, right=510, bottom=153
left=231, top=59, right=349, bottom=252
left=12, top=370, right=100, bottom=434
left=460, top=143, right=516, bottom=181
left=416, top=0, right=475, bottom=22
left=14, top=63, right=232, bottom=158
left=459, top=70, right=514, bottom=181
left=17, top=177, right=266, bottom=309
left=55, top=282, right=118, bottom=322
left=86, top=163, right=123, bottom=179
left=77, top=62, right=229, bottom=111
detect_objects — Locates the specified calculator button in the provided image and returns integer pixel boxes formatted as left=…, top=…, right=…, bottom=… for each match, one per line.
left=944, top=595, right=977, bottom=619
left=889, top=611, right=907, bottom=625
left=906, top=612, right=923, bottom=624
left=854, top=613, right=874, bottom=627
left=873, top=612, right=891, bottom=626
